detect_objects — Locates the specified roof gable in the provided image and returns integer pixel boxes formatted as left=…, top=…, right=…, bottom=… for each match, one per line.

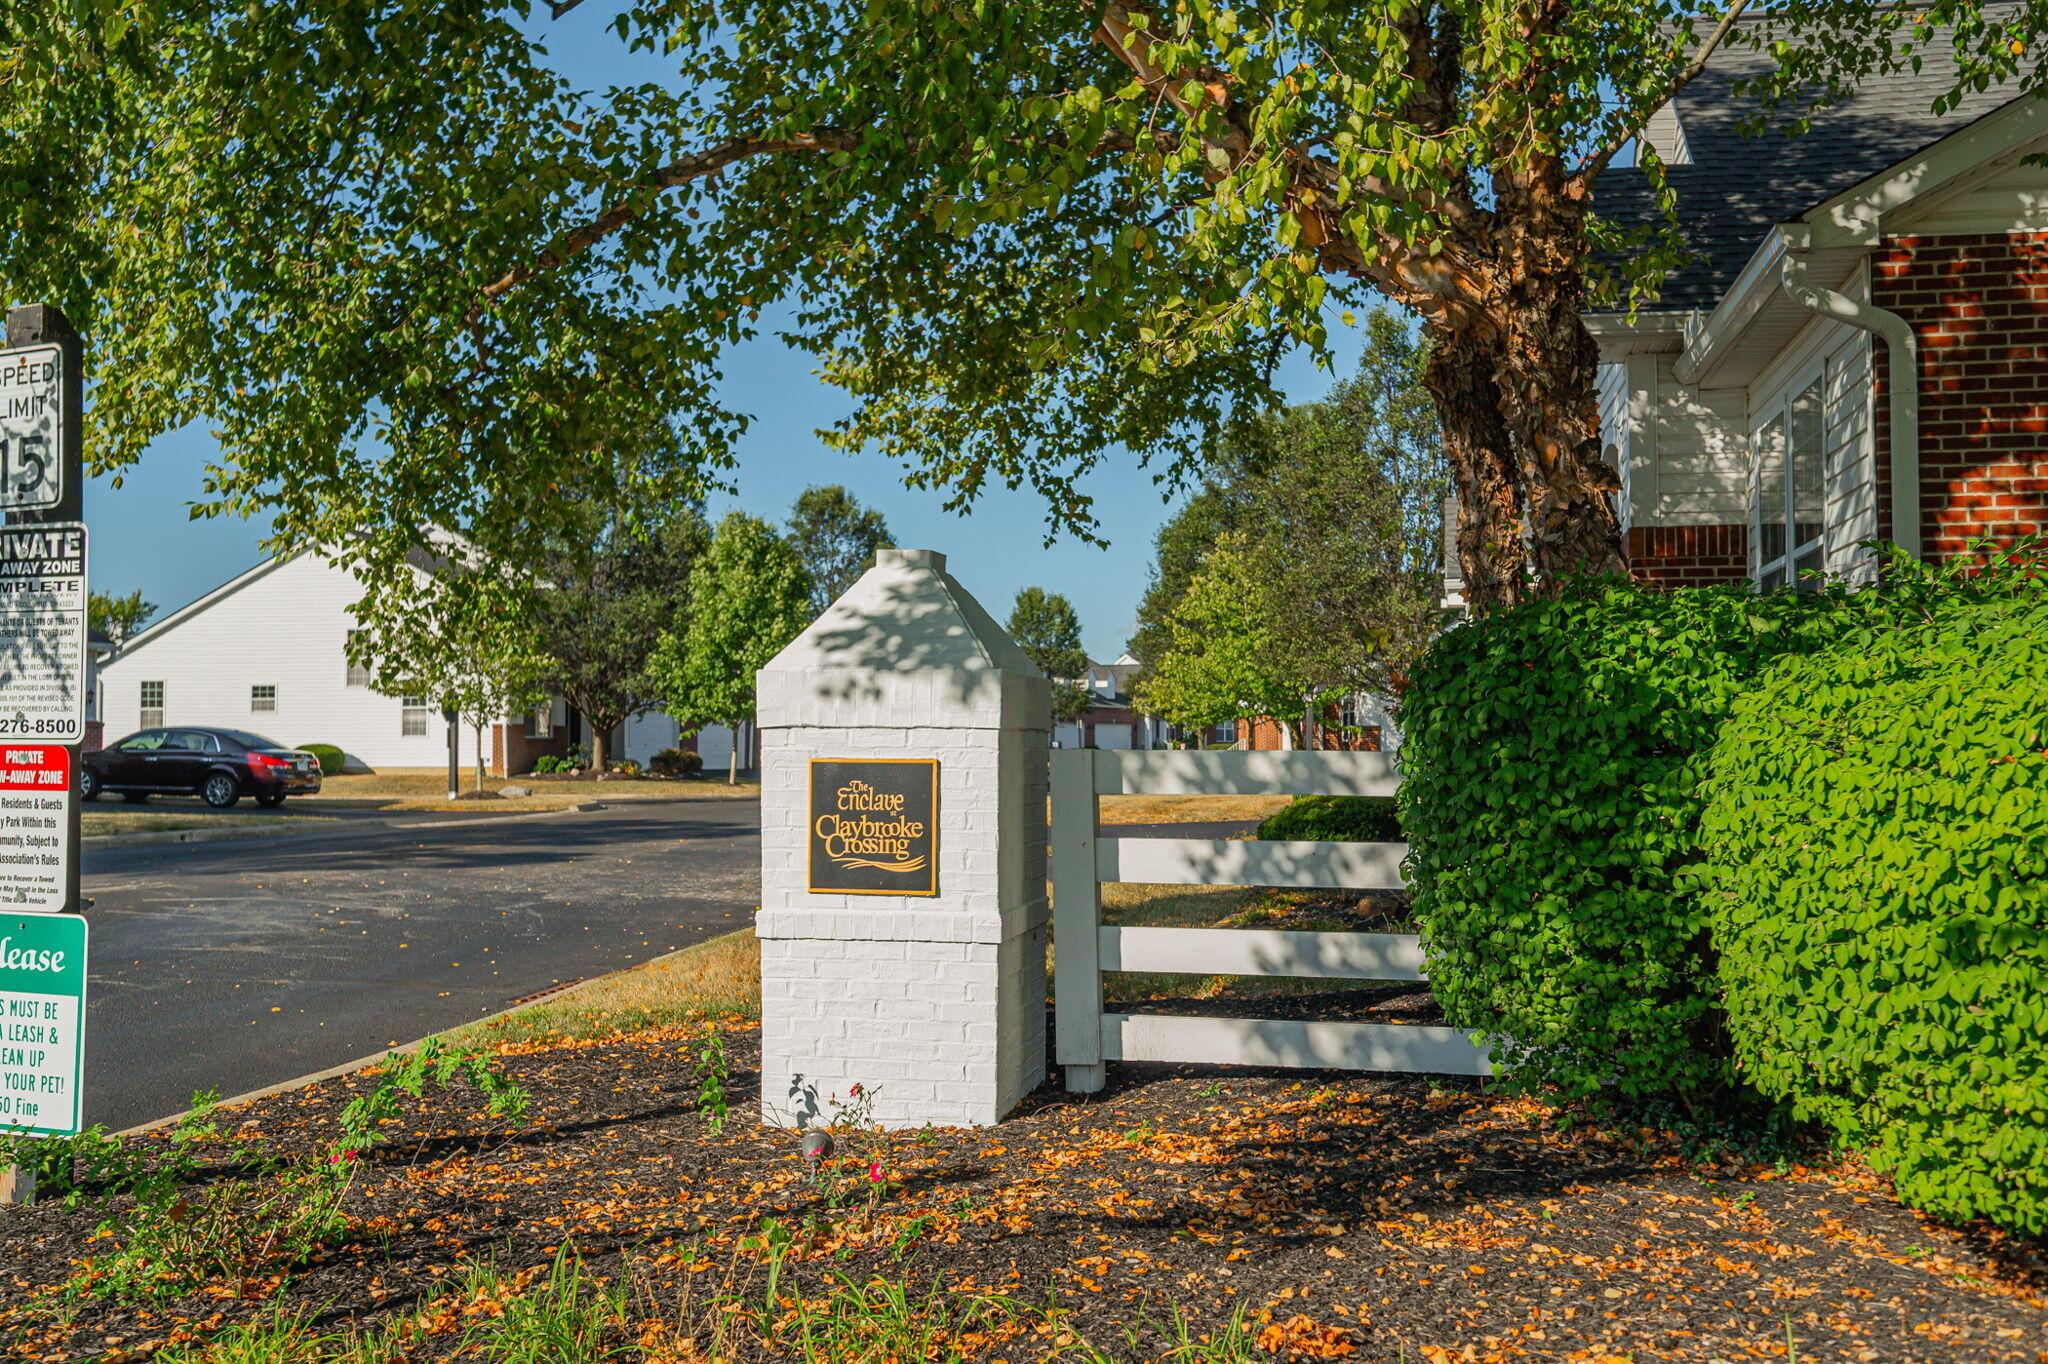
left=1595, top=18, right=2026, bottom=311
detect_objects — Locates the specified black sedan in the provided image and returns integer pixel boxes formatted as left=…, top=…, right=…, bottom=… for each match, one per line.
left=81, top=728, right=324, bottom=809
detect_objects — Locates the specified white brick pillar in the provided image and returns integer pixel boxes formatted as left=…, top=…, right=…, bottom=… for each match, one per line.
left=755, top=548, right=1050, bottom=1129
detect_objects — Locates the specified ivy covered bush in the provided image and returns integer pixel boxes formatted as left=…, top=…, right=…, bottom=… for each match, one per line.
left=1699, top=588, right=2048, bottom=1233
left=1256, top=794, right=1401, bottom=843
left=297, top=743, right=346, bottom=777
left=1398, top=582, right=1861, bottom=1105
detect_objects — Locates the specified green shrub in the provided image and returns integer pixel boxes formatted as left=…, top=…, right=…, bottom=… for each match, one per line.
left=297, top=744, right=345, bottom=777
left=1398, top=580, right=1867, bottom=1105
left=1699, top=589, right=2048, bottom=1233
left=651, top=747, right=704, bottom=779
left=1256, top=794, right=1400, bottom=843
left=608, top=758, right=643, bottom=778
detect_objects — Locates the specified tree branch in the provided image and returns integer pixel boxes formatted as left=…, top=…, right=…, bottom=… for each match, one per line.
left=1574, top=0, right=1754, bottom=184
left=475, top=132, right=858, bottom=305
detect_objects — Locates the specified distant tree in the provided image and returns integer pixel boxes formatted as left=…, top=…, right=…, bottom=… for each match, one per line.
left=1134, top=536, right=1298, bottom=740
left=786, top=485, right=892, bottom=613
left=1127, top=486, right=1233, bottom=673
left=651, top=512, right=813, bottom=784
left=88, top=590, right=157, bottom=647
left=1006, top=587, right=1092, bottom=725
left=1236, top=310, right=1448, bottom=700
left=369, top=572, right=549, bottom=795
left=1130, top=311, right=1447, bottom=709
left=537, top=510, right=710, bottom=774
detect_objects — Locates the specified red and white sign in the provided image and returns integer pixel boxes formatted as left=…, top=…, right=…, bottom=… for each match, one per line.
left=0, top=744, right=72, bottom=912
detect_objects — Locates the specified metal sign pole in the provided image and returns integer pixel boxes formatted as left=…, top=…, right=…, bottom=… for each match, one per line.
left=0, top=304, right=90, bottom=1205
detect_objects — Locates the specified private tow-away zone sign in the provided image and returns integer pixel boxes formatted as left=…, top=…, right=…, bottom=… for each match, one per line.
left=0, top=524, right=87, bottom=744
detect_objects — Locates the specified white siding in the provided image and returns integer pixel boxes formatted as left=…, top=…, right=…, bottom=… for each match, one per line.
left=1624, top=352, right=1750, bottom=527
left=98, top=553, right=480, bottom=770
left=1597, top=361, right=1631, bottom=531
left=1822, top=333, right=1879, bottom=582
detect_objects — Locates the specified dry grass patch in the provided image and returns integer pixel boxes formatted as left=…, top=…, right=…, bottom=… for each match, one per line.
left=1095, top=792, right=1291, bottom=825
left=307, top=768, right=759, bottom=813
left=82, top=808, right=323, bottom=838
left=446, top=929, right=763, bottom=1048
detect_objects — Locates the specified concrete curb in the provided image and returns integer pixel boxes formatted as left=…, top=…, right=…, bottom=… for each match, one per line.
left=84, top=801, right=611, bottom=849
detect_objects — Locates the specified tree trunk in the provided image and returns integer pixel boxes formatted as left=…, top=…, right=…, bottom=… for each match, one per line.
left=1494, top=190, right=1628, bottom=587
left=1424, top=339, right=1529, bottom=611
left=589, top=723, right=609, bottom=777
left=474, top=721, right=486, bottom=795
left=727, top=720, right=740, bottom=785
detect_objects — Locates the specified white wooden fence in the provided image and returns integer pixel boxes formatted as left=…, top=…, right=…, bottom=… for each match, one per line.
left=1051, top=749, right=1491, bottom=1093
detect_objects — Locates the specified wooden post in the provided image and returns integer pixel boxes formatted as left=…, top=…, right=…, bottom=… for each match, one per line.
left=0, top=1162, right=35, bottom=1207
left=1051, top=749, right=1105, bottom=1094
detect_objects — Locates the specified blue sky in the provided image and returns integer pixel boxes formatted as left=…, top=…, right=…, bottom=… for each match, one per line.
left=82, top=4, right=1368, bottom=661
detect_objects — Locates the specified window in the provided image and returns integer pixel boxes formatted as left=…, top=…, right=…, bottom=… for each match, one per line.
left=401, top=695, right=431, bottom=737
left=250, top=684, right=277, bottom=713
left=119, top=730, right=168, bottom=752
left=345, top=631, right=371, bottom=688
left=1339, top=696, right=1360, bottom=730
left=140, top=680, right=164, bottom=729
left=1752, top=374, right=1826, bottom=591
left=528, top=703, right=554, bottom=739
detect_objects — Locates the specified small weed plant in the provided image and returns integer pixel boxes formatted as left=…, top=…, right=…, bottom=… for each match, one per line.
left=52, top=1041, right=526, bottom=1304
left=694, top=1029, right=730, bottom=1135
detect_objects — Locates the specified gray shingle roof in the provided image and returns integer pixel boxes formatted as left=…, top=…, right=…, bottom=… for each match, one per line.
left=1592, top=21, right=2026, bottom=312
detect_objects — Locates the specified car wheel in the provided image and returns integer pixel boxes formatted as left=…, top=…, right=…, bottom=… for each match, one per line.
left=256, top=791, right=286, bottom=808
left=120, top=791, right=150, bottom=803
left=202, top=773, right=241, bottom=809
left=79, top=768, right=101, bottom=802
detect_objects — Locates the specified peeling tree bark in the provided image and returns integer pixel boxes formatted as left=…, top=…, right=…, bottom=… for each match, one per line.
left=1425, top=339, right=1529, bottom=612
left=1493, top=178, right=1628, bottom=589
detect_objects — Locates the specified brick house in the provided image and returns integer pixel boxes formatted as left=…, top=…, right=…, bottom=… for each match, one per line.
left=1587, top=24, right=2048, bottom=588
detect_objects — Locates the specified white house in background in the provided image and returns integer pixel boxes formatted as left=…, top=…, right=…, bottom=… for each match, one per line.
left=96, top=549, right=742, bottom=774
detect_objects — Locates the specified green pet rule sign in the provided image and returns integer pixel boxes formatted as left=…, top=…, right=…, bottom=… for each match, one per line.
left=0, top=914, right=85, bottom=1136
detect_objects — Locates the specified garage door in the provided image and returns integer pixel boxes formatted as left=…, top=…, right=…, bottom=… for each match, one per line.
left=1092, top=723, right=1134, bottom=750
left=1052, top=723, right=1084, bottom=749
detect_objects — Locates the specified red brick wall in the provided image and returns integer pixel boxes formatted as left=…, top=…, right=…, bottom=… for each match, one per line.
left=1873, top=231, right=2048, bottom=560
left=1238, top=714, right=1382, bottom=752
left=492, top=722, right=572, bottom=777
left=1625, top=524, right=1749, bottom=588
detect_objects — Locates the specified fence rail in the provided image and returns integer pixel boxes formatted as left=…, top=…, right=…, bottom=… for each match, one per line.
left=1053, top=747, right=1490, bottom=1093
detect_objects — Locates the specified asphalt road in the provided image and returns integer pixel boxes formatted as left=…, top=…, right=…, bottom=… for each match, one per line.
left=79, top=799, right=761, bottom=1132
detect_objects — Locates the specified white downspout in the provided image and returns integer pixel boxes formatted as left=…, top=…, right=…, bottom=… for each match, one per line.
left=1779, top=234, right=1921, bottom=558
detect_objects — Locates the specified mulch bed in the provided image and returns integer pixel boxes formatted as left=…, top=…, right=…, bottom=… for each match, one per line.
left=2, top=1024, right=2043, bottom=1362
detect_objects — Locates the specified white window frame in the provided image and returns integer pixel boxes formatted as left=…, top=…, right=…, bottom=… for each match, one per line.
left=250, top=684, right=277, bottom=714
left=345, top=631, right=372, bottom=688
left=401, top=695, right=431, bottom=737
left=1749, top=360, right=1828, bottom=592
left=528, top=702, right=554, bottom=739
left=140, top=680, right=164, bottom=730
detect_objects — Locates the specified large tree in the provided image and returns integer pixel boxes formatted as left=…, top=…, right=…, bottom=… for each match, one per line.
left=1005, top=587, right=1093, bottom=725
left=8, top=4, right=2038, bottom=611
left=536, top=509, right=710, bottom=774
left=786, top=485, right=892, bottom=613
left=649, top=512, right=813, bottom=784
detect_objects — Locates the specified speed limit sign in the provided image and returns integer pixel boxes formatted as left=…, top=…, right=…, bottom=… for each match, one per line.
left=0, top=345, right=62, bottom=514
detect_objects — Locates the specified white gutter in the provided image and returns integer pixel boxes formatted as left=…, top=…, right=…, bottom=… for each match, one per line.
left=1778, top=229, right=1920, bottom=558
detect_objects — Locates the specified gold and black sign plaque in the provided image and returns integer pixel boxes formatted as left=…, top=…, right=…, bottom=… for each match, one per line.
left=808, top=758, right=939, bottom=896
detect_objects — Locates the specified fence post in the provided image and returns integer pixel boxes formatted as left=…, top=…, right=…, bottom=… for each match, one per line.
left=1051, top=748, right=1105, bottom=1094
